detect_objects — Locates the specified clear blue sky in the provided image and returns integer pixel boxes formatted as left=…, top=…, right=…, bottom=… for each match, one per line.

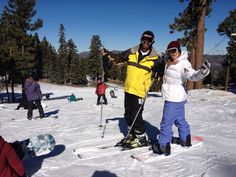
left=0, top=0, right=235, bottom=54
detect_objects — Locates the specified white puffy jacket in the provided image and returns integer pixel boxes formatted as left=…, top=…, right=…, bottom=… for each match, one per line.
left=162, top=51, right=209, bottom=102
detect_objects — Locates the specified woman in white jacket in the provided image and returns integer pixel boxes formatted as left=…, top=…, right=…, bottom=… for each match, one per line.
left=152, top=40, right=210, bottom=156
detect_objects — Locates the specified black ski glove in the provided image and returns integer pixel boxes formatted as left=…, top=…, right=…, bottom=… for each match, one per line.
left=200, top=60, right=211, bottom=75
left=100, top=48, right=109, bottom=57
left=152, top=58, right=165, bottom=79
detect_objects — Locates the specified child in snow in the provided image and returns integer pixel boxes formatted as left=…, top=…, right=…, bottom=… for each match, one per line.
left=95, top=80, right=107, bottom=105
left=0, top=136, right=26, bottom=177
left=152, top=40, right=210, bottom=155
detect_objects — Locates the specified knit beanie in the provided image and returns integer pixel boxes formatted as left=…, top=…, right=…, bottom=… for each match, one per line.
left=167, top=41, right=180, bottom=50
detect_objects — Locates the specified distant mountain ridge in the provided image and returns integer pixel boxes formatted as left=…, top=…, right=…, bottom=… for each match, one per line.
left=78, top=50, right=123, bottom=58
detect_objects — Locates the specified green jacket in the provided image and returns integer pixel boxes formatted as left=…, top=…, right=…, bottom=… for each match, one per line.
left=69, top=94, right=77, bottom=102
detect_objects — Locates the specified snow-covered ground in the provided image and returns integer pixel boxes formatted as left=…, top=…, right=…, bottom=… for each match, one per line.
left=1, top=82, right=236, bottom=177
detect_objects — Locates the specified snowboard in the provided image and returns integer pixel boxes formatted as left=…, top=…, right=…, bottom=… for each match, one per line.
left=131, top=135, right=203, bottom=162
left=19, top=134, right=56, bottom=159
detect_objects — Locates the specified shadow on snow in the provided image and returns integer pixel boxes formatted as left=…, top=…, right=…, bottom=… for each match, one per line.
left=23, top=144, right=65, bottom=177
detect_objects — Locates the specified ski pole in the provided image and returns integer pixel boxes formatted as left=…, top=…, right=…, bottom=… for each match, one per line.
left=99, top=96, right=104, bottom=127
left=124, top=72, right=158, bottom=141
left=101, top=119, right=107, bottom=138
left=99, top=46, right=105, bottom=128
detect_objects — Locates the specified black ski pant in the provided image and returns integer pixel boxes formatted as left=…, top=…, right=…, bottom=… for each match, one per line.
left=124, top=92, right=145, bottom=135
left=27, top=99, right=44, bottom=118
left=97, top=94, right=107, bottom=105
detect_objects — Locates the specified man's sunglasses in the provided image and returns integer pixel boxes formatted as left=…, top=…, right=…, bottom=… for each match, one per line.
left=141, top=36, right=154, bottom=45
left=166, top=47, right=178, bottom=55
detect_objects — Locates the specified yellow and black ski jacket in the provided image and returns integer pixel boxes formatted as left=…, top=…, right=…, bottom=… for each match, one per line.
left=107, top=45, right=159, bottom=98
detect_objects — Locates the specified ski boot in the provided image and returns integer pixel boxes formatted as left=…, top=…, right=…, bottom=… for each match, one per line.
left=115, top=133, right=136, bottom=147
left=126, top=134, right=147, bottom=149
left=171, top=134, right=192, bottom=147
left=27, top=116, right=32, bottom=120
left=152, top=142, right=171, bottom=156
left=181, top=134, right=192, bottom=147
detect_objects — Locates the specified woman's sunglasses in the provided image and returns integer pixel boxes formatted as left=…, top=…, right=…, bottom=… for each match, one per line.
left=166, top=47, right=178, bottom=55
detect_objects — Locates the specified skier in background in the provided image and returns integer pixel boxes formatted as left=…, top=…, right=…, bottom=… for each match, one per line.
left=96, top=80, right=108, bottom=105
left=25, top=72, right=44, bottom=120
left=152, top=40, right=211, bottom=155
left=101, top=30, right=164, bottom=149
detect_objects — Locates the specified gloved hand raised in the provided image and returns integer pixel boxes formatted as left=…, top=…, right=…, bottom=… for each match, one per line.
left=100, top=48, right=109, bottom=57
left=150, top=58, right=165, bottom=81
left=152, top=58, right=165, bottom=75
left=200, top=60, right=211, bottom=75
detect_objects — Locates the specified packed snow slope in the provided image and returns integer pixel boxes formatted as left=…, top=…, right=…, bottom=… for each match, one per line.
left=1, top=82, right=236, bottom=177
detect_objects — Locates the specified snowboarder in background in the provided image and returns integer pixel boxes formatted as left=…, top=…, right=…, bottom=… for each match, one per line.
left=152, top=40, right=211, bottom=155
left=101, top=30, right=163, bottom=148
left=24, top=71, right=44, bottom=120
left=96, top=80, right=107, bottom=105
left=0, top=136, right=26, bottom=177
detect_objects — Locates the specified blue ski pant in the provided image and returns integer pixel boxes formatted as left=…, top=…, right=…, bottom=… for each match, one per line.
left=158, top=100, right=190, bottom=146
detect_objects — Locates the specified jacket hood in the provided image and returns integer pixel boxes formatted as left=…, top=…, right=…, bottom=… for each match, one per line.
left=177, top=51, right=188, bottom=62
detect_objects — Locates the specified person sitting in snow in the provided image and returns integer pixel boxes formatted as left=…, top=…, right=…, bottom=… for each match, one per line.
left=68, top=93, right=77, bottom=102
left=0, top=136, right=26, bottom=177
left=95, top=80, right=107, bottom=105
left=152, top=40, right=211, bottom=156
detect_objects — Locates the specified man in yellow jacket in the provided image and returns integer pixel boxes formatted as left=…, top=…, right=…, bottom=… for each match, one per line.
left=101, top=30, right=162, bottom=148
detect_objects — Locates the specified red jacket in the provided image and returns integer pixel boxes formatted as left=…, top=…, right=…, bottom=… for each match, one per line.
left=96, top=81, right=107, bottom=95
left=0, top=136, right=25, bottom=177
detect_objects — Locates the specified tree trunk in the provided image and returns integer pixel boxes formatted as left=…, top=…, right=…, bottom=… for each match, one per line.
left=194, top=0, right=206, bottom=89
left=5, top=75, right=10, bottom=103
left=11, top=79, right=15, bottom=103
left=224, top=55, right=230, bottom=91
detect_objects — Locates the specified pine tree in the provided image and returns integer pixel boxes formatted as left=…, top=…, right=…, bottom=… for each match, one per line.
left=87, top=35, right=102, bottom=80
left=40, top=37, right=49, bottom=78
left=217, top=10, right=236, bottom=88
left=0, top=0, right=42, bottom=102
left=57, top=23, right=67, bottom=83
left=31, top=33, right=43, bottom=80
left=65, top=39, right=76, bottom=83
left=47, top=45, right=57, bottom=82
left=39, top=37, right=57, bottom=82
left=169, top=0, right=214, bottom=89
